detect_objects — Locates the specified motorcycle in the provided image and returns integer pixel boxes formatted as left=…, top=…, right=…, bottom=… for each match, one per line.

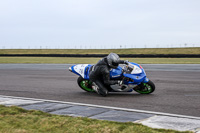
left=69, top=62, right=155, bottom=94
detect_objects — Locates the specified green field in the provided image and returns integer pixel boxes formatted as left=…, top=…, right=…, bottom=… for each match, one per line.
left=0, top=57, right=200, bottom=64
left=0, top=47, right=200, bottom=55
left=0, top=105, right=190, bottom=133
left=0, top=48, right=199, bottom=64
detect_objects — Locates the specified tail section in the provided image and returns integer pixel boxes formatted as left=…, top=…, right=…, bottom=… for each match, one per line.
left=69, top=64, right=92, bottom=79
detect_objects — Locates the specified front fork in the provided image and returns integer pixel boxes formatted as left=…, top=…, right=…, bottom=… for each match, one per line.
left=138, top=77, right=150, bottom=90
left=135, top=77, right=149, bottom=90
left=142, top=77, right=149, bottom=83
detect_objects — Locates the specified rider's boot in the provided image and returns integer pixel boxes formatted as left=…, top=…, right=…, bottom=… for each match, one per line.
left=92, top=82, right=108, bottom=97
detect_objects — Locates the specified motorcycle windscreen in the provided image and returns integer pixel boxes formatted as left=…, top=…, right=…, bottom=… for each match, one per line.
left=110, top=66, right=123, bottom=79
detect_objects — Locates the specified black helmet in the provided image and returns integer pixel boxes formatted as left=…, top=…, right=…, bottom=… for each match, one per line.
left=107, top=53, right=120, bottom=69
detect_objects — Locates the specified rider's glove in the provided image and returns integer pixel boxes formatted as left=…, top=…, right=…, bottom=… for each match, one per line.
left=118, top=80, right=123, bottom=86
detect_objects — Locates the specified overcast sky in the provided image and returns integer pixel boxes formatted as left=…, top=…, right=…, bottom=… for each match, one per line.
left=0, top=0, right=199, bottom=49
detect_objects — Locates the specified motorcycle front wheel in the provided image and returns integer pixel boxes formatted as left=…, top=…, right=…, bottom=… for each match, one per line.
left=133, top=80, right=155, bottom=94
left=77, top=77, right=94, bottom=92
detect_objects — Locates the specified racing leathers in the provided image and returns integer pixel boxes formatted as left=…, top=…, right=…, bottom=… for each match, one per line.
left=89, top=57, right=128, bottom=96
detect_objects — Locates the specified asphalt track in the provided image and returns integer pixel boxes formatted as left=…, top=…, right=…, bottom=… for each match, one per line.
left=0, top=64, right=200, bottom=117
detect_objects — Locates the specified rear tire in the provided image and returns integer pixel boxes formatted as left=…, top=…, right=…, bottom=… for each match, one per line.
left=133, top=80, right=155, bottom=94
left=77, top=77, right=94, bottom=92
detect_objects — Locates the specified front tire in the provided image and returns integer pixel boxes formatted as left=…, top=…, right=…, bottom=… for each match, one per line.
left=133, top=80, right=155, bottom=94
left=77, top=77, right=94, bottom=92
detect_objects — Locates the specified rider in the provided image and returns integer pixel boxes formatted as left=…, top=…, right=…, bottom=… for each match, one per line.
left=89, top=53, right=129, bottom=96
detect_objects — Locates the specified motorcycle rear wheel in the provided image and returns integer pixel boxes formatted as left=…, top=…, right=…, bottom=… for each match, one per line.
left=133, top=80, right=155, bottom=94
left=77, top=77, right=94, bottom=92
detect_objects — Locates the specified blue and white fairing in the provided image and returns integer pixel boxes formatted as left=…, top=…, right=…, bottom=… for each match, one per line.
left=122, top=63, right=149, bottom=84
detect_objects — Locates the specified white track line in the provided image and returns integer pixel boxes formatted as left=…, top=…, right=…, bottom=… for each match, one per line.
left=1, top=95, right=200, bottom=120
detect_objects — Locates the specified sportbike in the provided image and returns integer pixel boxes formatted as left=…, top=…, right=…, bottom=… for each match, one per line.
left=69, top=62, right=155, bottom=94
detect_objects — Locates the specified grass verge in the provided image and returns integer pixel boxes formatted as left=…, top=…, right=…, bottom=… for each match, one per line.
left=0, top=57, right=200, bottom=64
left=0, top=47, right=200, bottom=55
left=0, top=105, right=191, bottom=133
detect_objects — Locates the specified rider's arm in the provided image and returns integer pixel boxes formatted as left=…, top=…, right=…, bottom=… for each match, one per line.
left=118, top=60, right=129, bottom=65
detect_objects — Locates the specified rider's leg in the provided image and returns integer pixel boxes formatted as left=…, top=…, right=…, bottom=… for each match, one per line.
left=92, top=80, right=108, bottom=97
